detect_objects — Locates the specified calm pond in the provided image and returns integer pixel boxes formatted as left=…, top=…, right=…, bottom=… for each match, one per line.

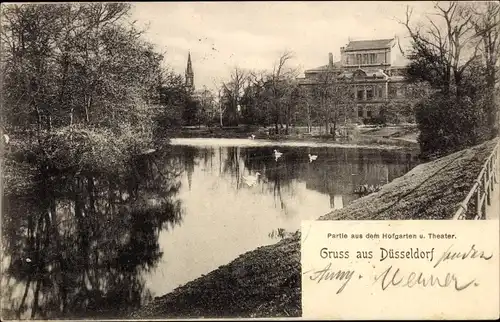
left=1, top=138, right=419, bottom=319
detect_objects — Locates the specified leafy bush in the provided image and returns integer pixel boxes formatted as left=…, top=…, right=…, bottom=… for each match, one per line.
left=378, top=101, right=416, bottom=125
left=11, top=126, right=153, bottom=176
left=415, top=92, right=488, bottom=158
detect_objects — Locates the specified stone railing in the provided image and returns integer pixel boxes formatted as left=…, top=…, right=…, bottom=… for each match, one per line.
left=453, top=139, right=500, bottom=220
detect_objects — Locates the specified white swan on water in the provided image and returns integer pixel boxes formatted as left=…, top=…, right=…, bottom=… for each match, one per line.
left=308, top=154, right=318, bottom=163
left=242, top=172, right=261, bottom=186
left=273, top=149, right=283, bottom=161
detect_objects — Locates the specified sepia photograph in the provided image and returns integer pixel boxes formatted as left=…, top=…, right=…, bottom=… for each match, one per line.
left=0, top=1, right=499, bottom=320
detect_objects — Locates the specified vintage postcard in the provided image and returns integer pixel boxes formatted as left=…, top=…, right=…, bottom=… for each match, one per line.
left=1, top=1, right=499, bottom=320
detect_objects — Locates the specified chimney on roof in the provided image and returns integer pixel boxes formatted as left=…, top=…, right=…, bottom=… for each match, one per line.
left=329, top=52, right=334, bottom=68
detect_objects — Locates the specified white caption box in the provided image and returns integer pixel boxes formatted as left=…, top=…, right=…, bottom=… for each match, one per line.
left=301, top=220, right=499, bottom=320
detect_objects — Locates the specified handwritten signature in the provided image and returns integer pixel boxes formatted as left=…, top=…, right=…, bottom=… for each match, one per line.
left=303, top=262, right=355, bottom=294
left=305, top=244, right=493, bottom=294
left=373, top=265, right=477, bottom=291
left=433, top=244, right=493, bottom=268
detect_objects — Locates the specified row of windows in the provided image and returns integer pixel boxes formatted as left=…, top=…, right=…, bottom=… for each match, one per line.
left=355, top=86, right=385, bottom=100
left=358, top=108, right=373, bottom=118
left=346, top=53, right=380, bottom=65
left=353, top=85, right=405, bottom=100
left=299, top=81, right=404, bottom=100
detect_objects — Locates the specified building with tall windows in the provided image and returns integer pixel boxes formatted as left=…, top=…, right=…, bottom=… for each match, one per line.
left=297, top=38, right=408, bottom=121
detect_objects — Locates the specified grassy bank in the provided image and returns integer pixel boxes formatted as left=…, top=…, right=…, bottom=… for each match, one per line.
left=131, top=138, right=498, bottom=319
left=132, top=234, right=301, bottom=319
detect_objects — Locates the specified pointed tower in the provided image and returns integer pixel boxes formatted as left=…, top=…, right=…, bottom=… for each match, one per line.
left=185, top=52, right=194, bottom=93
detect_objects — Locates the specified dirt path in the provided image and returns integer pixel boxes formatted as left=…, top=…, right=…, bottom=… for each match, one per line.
left=131, top=138, right=498, bottom=319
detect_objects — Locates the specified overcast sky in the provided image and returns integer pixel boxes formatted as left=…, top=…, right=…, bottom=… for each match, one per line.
left=132, top=1, right=436, bottom=91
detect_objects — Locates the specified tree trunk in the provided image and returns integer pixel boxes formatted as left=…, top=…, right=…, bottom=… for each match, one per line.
left=18, top=277, right=32, bottom=318
left=274, top=113, right=279, bottom=134
left=307, top=106, right=312, bottom=133
left=219, top=106, right=223, bottom=127
left=332, top=120, right=337, bottom=140
left=85, top=95, right=92, bottom=123
left=31, top=279, right=41, bottom=318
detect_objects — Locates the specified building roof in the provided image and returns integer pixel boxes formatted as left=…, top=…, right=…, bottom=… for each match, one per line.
left=305, top=61, right=342, bottom=73
left=344, top=38, right=394, bottom=51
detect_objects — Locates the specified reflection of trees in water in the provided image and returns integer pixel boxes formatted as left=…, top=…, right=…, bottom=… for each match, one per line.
left=303, top=148, right=418, bottom=197
left=268, top=227, right=294, bottom=240
left=199, top=147, right=216, bottom=172
left=193, top=145, right=418, bottom=212
left=165, top=146, right=216, bottom=191
left=178, top=146, right=197, bottom=191
left=247, top=147, right=418, bottom=210
left=158, top=145, right=419, bottom=216
left=1, top=150, right=185, bottom=319
left=240, top=148, right=305, bottom=214
left=330, top=194, right=344, bottom=209
left=223, top=147, right=243, bottom=189
left=192, top=146, right=295, bottom=211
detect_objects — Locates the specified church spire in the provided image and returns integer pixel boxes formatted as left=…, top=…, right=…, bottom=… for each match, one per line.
left=185, top=51, right=194, bottom=92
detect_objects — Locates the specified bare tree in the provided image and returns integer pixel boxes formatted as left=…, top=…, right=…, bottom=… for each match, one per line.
left=195, top=86, right=215, bottom=127
left=269, top=51, right=298, bottom=134
left=297, top=86, right=314, bottom=133
left=398, top=1, right=479, bottom=95
left=465, top=1, right=500, bottom=136
left=311, top=69, right=351, bottom=138
left=244, top=70, right=271, bottom=125
left=211, top=80, right=226, bottom=127
left=221, top=67, right=248, bottom=126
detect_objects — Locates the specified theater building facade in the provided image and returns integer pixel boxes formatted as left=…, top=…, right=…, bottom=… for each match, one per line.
left=297, top=38, right=408, bottom=122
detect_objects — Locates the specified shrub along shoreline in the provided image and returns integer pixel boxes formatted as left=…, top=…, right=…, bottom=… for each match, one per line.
left=1, top=126, right=159, bottom=197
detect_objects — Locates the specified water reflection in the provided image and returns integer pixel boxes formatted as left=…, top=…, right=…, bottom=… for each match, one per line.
left=1, top=150, right=185, bottom=319
left=2, top=140, right=419, bottom=319
left=197, top=145, right=417, bottom=213
left=142, top=143, right=418, bottom=298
